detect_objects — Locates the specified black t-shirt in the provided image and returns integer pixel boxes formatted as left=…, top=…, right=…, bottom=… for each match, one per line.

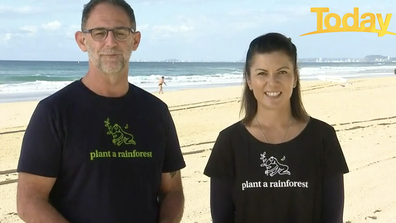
left=204, top=117, right=349, bottom=223
left=17, top=80, right=186, bottom=223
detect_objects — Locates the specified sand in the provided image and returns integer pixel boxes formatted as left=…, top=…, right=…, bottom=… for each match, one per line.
left=1, top=76, right=396, bottom=222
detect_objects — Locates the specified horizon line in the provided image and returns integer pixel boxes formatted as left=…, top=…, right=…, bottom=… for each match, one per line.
left=1, top=57, right=395, bottom=63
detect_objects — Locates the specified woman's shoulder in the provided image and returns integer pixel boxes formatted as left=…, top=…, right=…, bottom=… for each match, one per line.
left=218, top=120, right=246, bottom=137
left=308, top=117, right=335, bottom=129
left=306, top=117, right=338, bottom=138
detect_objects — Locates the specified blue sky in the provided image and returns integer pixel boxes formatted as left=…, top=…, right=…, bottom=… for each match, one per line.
left=0, top=0, right=395, bottom=61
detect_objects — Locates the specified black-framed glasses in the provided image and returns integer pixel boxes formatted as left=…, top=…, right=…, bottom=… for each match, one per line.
left=82, top=27, right=135, bottom=42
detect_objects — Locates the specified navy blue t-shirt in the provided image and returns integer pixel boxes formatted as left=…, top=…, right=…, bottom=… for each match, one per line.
left=17, top=80, right=186, bottom=223
left=204, top=117, right=349, bottom=223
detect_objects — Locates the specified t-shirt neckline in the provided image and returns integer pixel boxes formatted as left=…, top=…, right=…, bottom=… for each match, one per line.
left=240, top=116, right=312, bottom=147
left=76, top=78, right=134, bottom=102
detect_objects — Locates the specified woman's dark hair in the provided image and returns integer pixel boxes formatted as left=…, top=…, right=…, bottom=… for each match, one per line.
left=240, top=32, right=308, bottom=125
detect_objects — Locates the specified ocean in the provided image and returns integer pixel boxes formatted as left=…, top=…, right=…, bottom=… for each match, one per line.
left=0, top=60, right=395, bottom=103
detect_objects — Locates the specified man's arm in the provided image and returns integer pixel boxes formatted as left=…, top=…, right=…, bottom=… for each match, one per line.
left=158, top=170, right=184, bottom=223
left=17, top=172, right=70, bottom=223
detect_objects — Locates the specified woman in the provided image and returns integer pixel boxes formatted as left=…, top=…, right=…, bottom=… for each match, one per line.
left=203, top=32, right=349, bottom=223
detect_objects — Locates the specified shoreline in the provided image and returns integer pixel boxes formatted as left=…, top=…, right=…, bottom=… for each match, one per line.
left=1, top=73, right=394, bottom=104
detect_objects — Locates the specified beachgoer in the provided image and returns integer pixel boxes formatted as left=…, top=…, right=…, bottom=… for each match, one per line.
left=158, top=76, right=167, bottom=94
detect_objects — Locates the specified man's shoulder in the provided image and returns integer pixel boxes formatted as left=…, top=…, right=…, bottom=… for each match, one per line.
left=39, top=80, right=82, bottom=107
left=129, top=83, right=168, bottom=109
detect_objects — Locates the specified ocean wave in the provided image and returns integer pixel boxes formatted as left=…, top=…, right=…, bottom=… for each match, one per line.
left=0, top=63, right=394, bottom=94
left=0, top=80, right=72, bottom=93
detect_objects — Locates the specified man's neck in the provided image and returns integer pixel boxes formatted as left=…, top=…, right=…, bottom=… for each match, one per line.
left=82, top=69, right=129, bottom=98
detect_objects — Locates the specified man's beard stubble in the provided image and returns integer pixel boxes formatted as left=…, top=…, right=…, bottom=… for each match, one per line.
left=87, top=47, right=127, bottom=75
left=99, top=55, right=125, bottom=75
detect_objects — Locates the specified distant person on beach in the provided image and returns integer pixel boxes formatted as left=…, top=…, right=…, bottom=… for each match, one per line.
left=203, top=33, right=349, bottom=223
left=158, top=76, right=167, bottom=94
left=16, top=1, right=186, bottom=223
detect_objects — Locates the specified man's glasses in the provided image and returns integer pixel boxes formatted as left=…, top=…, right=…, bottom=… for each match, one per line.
left=82, top=27, right=135, bottom=42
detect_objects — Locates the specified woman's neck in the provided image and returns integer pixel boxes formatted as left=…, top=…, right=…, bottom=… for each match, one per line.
left=254, top=107, right=293, bottom=128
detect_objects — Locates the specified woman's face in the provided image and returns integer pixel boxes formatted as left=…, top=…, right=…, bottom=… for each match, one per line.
left=247, top=51, right=297, bottom=111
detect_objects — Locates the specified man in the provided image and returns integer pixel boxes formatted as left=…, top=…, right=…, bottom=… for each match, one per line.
left=16, top=0, right=186, bottom=223
left=158, top=76, right=167, bottom=94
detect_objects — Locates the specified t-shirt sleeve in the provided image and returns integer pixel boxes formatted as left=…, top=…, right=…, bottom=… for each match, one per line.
left=323, top=126, right=349, bottom=177
left=17, top=101, right=63, bottom=178
left=162, top=108, right=186, bottom=173
left=203, top=130, right=234, bottom=179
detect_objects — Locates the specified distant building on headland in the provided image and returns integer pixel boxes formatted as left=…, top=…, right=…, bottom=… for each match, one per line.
left=360, top=55, right=396, bottom=62
left=297, top=55, right=396, bottom=63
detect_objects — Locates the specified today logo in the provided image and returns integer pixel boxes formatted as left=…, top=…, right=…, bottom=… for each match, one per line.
left=300, top=7, right=396, bottom=37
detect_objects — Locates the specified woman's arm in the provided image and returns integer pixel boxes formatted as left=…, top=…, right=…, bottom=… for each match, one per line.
left=210, top=177, right=235, bottom=223
left=322, top=173, right=345, bottom=223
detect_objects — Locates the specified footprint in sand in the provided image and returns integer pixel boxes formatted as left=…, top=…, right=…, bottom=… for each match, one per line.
left=364, top=209, right=382, bottom=221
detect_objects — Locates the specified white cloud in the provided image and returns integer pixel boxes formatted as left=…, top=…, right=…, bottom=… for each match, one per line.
left=233, top=22, right=261, bottom=30
left=152, top=24, right=194, bottom=33
left=15, top=6, right=35, bottom=14
left=0, top=5, right=42, bottom=14
left=42, top=21, right=61, bottom=31
left=20, top=26, right=38, bottom=37
left=137, top=24, right=149, bottom=31
left=0, top=33, right=12, bottom=45
left=21, top=26, right=38, bottom=33
left=140, top=0, right=206, bottom=5
left=65, top=25, right=80, bottom=39
left=276, top=6, right=313, bottom=17
left=149, top=25, right=195, bottom=40
left=223, top=7, right=312, bottom=31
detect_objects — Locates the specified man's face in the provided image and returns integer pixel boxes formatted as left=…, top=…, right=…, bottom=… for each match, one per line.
left=77, top=3, right=141, bottom=75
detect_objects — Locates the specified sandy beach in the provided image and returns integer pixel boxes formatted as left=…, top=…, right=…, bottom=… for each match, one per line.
left=1, top=76, right=396, bottom=222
